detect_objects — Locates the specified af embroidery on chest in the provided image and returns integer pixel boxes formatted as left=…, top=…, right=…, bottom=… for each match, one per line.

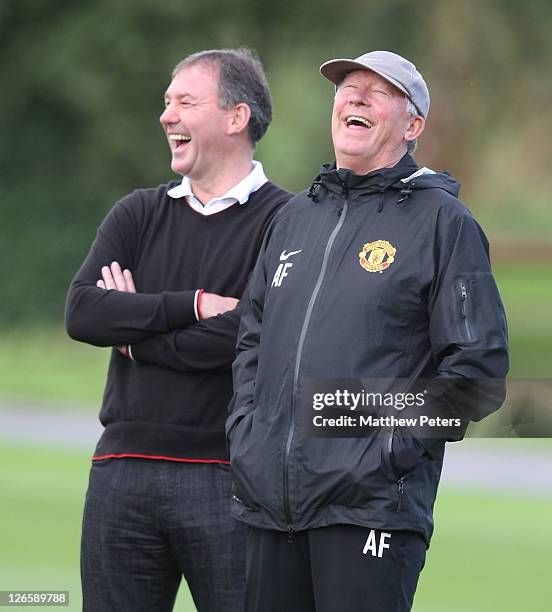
left=358, top=240, right=396, bottom=273
left=271, top=249, right=302, bottom=287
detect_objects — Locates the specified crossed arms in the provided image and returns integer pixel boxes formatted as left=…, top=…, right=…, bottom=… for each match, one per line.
left=65, top=198, right=242, bottom=373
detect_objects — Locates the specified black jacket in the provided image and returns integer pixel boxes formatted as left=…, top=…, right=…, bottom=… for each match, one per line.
left=227, top=155, right=508, bottom=544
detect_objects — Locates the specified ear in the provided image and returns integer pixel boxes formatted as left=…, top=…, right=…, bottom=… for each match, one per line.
left=227, top=103, right=251, bottom=136
left=405, top=115, right=425, bottom=144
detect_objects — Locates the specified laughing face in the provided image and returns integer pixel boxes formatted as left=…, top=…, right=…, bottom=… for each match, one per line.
left=160, top=62, right=234, bottom=181
left=331, top=69, right=424, bottom=174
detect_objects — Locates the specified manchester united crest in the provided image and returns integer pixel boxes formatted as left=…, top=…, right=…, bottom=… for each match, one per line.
left=359, top=240, right=396, bottom=273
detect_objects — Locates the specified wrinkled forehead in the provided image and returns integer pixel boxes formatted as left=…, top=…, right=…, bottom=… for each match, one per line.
left=165, top=61, right=220, bottom=98
left=172, top=58, right=220, bottom=82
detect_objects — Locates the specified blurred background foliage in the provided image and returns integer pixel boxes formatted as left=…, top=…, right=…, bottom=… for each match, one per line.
left=1, top=0, right=551, bottom=324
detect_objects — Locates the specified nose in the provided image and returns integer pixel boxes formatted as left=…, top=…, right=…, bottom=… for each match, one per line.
left=348, top=91, right=370, bottom=107
left=160, top=103, right=178, bottom=126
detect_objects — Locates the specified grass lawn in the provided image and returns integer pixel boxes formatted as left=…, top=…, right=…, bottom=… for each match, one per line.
left=494, top=263, right=552, bottom=378
left=415, top=488, right=552, bottom=611
left=1, top=442, right=551, bottom=611
left=0, top=327, right=109, bottom=406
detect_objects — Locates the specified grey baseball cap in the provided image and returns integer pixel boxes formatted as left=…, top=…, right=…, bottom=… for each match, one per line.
left=320, top=50, right=430, bottom=119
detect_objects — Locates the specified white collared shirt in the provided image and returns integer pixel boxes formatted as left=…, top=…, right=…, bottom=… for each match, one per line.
left=167, top=160, right=268, bottom=216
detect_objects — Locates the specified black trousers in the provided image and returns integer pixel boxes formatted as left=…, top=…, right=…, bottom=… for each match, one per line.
left=81, top=459, right=246, bottom=612
left=246, top=524, right=426, bottom=612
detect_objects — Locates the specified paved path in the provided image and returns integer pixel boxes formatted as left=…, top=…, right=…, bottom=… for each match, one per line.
left=1, top=401, right=552, bottom=498
left=0, top=401, right=103, bottom=453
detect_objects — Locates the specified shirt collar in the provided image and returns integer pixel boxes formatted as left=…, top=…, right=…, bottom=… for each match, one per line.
left=167, top=160, right=268, bottom=206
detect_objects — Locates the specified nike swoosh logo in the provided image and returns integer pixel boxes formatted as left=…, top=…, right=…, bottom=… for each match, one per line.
left=280, top=249, right=302, bottom=261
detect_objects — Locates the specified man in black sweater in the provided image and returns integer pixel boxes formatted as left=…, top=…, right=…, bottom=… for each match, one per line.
left=65, top=48, right=291, bottom=611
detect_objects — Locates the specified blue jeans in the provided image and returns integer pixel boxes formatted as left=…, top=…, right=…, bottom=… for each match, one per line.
left=81, top=459, right=246, bottom=611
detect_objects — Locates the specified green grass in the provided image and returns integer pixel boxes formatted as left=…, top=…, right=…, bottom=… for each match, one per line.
left=0, top=266, right=549, bottom=407
left=494, top=263, right=552, bottom=378
left=415, top=489, right=552, bottom=611
left=0, top=442, right=550, bottom=611
left=0, top=327, right=109, bottom=406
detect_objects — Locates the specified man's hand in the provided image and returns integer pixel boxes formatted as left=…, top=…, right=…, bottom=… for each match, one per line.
left=96, top=262, right=136, bottom=356
left=97, top=261, right=136, bottom=293
left=200, top=293, right=239, bottom=319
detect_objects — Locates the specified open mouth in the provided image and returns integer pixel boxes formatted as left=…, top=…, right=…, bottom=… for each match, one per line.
left=345, top=116, right=373, bottom=129
left=169, top=134, right=191, bottom=149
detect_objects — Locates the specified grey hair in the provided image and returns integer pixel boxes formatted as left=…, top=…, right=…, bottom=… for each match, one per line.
left=405, top=97, right=419, bottom=154
left=172, top=48, right=272, bottom=146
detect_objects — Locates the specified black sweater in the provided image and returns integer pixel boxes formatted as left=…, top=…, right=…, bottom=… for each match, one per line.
left=65, top=180, right=291, bottom=461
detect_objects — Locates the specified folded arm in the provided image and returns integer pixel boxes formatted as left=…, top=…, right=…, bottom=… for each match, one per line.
left=65, top=198, right=198, bottom=347
left=130, top=300, right=242, bottom=373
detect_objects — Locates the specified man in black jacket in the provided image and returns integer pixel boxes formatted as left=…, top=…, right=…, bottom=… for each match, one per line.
left=227, top=50, right=508, bottom=611
left=65, top=48, right=291, bottom=611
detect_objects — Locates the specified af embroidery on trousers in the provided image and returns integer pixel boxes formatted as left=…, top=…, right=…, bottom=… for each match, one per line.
left=362, top=530, right=391, bottom=557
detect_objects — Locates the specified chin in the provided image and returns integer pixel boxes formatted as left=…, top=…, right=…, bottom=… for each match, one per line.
left=335, top=139, right=371, bottom=158
left=170, top=160, right=189, bottom=176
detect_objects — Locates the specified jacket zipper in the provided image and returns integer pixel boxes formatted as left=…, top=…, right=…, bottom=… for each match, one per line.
left=386, top=431, right=410, bottom=512
left=459, top=281, right=473, bottom=341
left=384, top=352, right=433, bottom=501
left=283, top=192, right=349, bottom=533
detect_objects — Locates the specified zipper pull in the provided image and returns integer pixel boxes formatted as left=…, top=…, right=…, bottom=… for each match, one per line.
left=460, top=282, right=467, bottom=318
left=339, top=175, right=349, bottom=199
left=398, top=477, right=405, bottom=496
left=397, top=477, right=405, bottom=512
left=287, top=527, right=296, bottom=542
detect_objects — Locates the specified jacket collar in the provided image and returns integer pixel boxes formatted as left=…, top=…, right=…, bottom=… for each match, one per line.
left=317, top=154, right=419, bottom=197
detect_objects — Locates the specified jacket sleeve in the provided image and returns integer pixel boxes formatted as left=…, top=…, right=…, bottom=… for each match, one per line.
left=65, top=195, right=197, bottom=347
left=429, top=210, right=508, bottom=377
left=129, top=301, right=244, bottom=372
left=225, top=237, right=271, bottom=440
left=405, top=208, right=509, bottom=447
